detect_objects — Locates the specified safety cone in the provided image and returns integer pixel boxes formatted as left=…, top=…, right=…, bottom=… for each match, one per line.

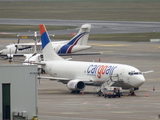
left=146, top=92, right=148, bottom=97
left=82, top=90, right=84, bottom=95
left=98, top=58, right=101, bottom=62
left=153, top=85, right=155, bottom=91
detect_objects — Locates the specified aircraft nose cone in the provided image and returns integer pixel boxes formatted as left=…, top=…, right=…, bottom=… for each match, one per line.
left=133, top=75, right=145, bottom=87
left=138, top=75, right=145, bottom=86
left=0, top=50, right=3, bottom=55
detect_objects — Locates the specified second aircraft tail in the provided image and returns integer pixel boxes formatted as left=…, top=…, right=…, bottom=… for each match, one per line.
left=58, top=24, right=91, bottom=54
left=69, top=24, right=91, bottom=45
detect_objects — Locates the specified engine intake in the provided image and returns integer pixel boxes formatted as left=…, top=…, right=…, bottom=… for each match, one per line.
left=67, top=79, right=85, bottom=91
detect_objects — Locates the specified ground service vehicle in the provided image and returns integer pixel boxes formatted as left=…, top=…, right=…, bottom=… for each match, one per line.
left=103, top=87, right=121, bottom=98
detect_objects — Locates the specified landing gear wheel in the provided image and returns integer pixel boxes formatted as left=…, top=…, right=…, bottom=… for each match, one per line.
left=71, top=91, right=76, bottom=93
left=118, top=94, right=121, bottom=98
left=38, top=68, right=45, bottom=74
left=129, top=91, right=135, bottom=96
left=71, top=90, right=80, bottom=94
left=76, top=91, right=80, bottom=94
left=98, top=92, right=102, bottom=96
left=131, top=91, right=135, bottom=96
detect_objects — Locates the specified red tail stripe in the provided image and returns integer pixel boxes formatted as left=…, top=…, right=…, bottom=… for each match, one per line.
left=39, top=24, right=46, bottom=35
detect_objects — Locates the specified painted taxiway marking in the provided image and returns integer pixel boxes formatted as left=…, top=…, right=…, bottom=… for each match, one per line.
left=81, top=102, right=89, bottom=104
left=116, top=102, right=120, bottom=104
left=60, top=112, right=79, bottom=115
left=105, top=104, right=111, bottom=107
left=39, top=91, right=61, bottom=93
left=99, top=51, right=113, bottom=53
left=100, top=44, right=130, bottom=47
left=113, top=111, right=133, bottom=113
left=89, top=43, right=130, bottom=47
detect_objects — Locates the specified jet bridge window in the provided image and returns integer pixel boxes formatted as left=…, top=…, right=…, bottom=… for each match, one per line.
left=128, top=72, right=142, bottom=75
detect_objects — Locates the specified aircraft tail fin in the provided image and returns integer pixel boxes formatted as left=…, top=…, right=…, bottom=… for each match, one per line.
left=39, top=24, right=64, bottom=61
left=69, top=24, right=91, bottom=45
left=58, top=24, right=91, bottom=54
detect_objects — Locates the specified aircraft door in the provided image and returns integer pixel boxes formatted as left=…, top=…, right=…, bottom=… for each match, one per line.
left=119, top=69, right=124, bottom=81
left=120, top=69, right=130, bottom=84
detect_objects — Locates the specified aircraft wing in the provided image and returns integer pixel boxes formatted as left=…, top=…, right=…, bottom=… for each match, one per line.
left=14, top=41, right=69, bottom=46
left=39, top=76, right=95, bottom=85
left=0, top=52, right=102, bottom=61
left=0, top=54, right=25, bottom=60
left=39, top=76, right=70, bottom=81
left=15, top=43, right=41, bottom=50
left=59, top=52, right=103, bottom=56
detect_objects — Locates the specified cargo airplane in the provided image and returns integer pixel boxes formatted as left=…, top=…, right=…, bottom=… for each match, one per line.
left=38, top=24, right=153, bottom=95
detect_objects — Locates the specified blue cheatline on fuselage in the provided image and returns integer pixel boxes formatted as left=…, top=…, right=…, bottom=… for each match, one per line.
left=58, top=32, right=89, bottom=54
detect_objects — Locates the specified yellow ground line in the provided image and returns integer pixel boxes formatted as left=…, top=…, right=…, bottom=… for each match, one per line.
left=113, top=111, right=133, bottom=113
left=100, top=44, right=129, bottom=47
left=99, top=51, right=113, bottom=53
left=88, top=43, right=130, bottom=47
left=60, top=112, right=80, bottom=115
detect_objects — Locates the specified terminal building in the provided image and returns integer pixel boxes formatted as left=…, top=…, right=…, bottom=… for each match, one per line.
left=0, top=65, right=38, bottom=120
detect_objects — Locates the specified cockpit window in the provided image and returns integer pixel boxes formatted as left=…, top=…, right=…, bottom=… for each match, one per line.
left=128, top=72, right=142, bottom=75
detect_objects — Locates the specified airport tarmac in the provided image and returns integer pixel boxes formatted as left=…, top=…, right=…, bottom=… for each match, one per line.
left=0, top=39, right=160, bottom=120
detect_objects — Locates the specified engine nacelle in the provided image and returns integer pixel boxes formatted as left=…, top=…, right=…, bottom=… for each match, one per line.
left=67, top=79, right=85, bottom=91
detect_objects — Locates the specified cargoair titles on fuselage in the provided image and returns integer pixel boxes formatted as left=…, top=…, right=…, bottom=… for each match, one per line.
left=87, top=65, right=117, bottom=78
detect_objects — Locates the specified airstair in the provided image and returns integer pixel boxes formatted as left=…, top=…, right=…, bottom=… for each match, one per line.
left=94, top=74, right=122, bottom=95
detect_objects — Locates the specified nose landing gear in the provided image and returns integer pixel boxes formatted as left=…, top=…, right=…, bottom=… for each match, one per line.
left=128, top=91, right=136, bottom=96
left=128, top=87, right=138, bottom=96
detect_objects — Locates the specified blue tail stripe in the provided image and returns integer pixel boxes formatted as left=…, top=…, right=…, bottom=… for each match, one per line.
left=58, top=45, right=70, bottom=54
left=67, top=32, right=85, bottom=45
left=41, top=32, right=50, bottom=49
left=58, top=32, right=88, bottom=54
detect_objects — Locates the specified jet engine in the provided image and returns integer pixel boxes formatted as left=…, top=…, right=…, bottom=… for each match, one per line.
left=67, top=79, right=85, bottom=92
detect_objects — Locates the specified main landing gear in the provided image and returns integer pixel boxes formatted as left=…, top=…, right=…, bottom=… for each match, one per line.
left=71, top=90, right=80, bottom=94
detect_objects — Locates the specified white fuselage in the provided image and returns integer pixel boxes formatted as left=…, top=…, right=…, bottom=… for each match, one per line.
left=42, top=60, right=145, bottom=89
left=0, top=42, right=91, bottom=55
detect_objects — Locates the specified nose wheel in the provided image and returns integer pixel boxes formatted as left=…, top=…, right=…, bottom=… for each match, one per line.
left=128, top=90, right=136, bottom=96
